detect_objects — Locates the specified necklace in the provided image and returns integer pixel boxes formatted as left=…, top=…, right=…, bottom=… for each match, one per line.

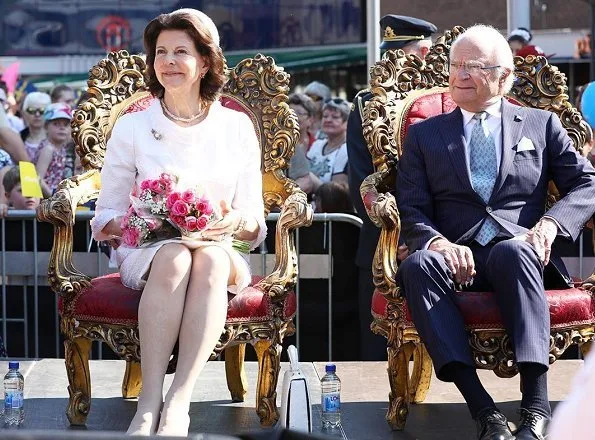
left=323, top=137, right=346, bottom=154
left=160, top=99, right=206, bottom=123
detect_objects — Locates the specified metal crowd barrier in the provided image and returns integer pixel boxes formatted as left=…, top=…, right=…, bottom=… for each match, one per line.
left=0, top=210, right=363, bottom=361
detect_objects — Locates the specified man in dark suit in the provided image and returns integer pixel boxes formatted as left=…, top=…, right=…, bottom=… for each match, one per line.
left=347, top=15, right=437, bottom=361
left=396, top=25, right=595, bottom=440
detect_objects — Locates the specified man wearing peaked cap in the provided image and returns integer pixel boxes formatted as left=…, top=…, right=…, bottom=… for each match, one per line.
left=347, top=15, right=437, bottom=361
left=379, top=15, right=438, bottom=51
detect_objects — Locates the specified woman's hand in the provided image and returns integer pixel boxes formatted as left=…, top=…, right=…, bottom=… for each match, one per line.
left=101, top=216, right=123, bottom=249
left=201, top=200, right=241, bottom=241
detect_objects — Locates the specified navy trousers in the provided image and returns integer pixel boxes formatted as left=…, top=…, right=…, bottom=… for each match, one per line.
left=396, top=240, right=550, bottom=381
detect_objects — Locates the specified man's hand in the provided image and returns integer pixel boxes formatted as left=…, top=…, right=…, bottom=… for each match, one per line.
left=517, top=217, right=558, bottom=265
left=428, top=238, right=476, bottom=285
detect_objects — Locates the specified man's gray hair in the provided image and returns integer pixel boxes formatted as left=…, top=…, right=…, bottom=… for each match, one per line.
left=451, top=25, right=515, bottom=95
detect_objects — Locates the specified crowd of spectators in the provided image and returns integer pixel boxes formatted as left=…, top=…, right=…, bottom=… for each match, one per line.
left=0, top=84, right=82, bottom=217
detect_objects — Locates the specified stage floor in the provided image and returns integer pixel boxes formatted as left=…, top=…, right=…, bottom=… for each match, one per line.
left=0, top=358, right=583, bottom=439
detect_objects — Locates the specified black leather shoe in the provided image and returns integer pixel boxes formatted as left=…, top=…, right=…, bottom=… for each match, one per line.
left=514, top=408, right=549, bottom=440
left=475, top=407, right=515, bottom=440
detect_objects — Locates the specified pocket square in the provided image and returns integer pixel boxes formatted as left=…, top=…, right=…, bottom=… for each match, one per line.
left=516, top=137, right=535, bottom=152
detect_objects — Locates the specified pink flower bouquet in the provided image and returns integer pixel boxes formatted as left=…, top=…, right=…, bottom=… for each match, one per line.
left=119, top=173, right=249, bottom=253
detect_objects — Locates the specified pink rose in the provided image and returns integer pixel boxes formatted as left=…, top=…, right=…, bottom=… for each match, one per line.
left=196, top=197, right=209, bottom=214
left=171, top=200, right=190, bottom=217
left=171, top=215, right=186, bottom=228
left=158, top=174, right=174, bottom=194
left=166, top=192, right=182, bottom=210
left=149, top=179, right=164, bottom=194
left=202, top=201, right=213, bottom=216
left=122, top=227, right=141, bottom=247
left=185, top=216, right=199, bottom=231
left=140, top=179, right=152, bottom=191
left=181, top=189, right=196, bottom=204
left=162, top=180, right=173, bottom=194
left=196, top=215, right=209, bottom=230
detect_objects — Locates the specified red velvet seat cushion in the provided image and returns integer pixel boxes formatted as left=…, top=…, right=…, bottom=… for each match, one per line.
left=59, top=273, right=296, bottom=326
left=371, top=287, right=595, bottom=330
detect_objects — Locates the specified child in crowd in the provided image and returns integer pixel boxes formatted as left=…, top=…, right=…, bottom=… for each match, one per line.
left=0, top=165, right=40, bottom=216
left=34, top=103, right=75, bottom=197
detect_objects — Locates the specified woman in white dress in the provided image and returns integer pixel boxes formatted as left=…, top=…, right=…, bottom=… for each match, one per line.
left=90, top=9, right=266, bottom=437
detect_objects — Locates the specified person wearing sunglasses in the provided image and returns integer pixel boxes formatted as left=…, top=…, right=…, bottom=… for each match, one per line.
left=19, top=91, right=51, bottom=161
left=346, top=14, right=437, bottom=362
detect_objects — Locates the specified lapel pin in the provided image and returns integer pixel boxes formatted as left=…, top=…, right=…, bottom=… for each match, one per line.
left=151, top=129, right=163, bottom=141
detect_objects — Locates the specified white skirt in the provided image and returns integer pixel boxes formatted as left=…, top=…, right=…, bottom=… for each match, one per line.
left=116, top=238, right=251, bottom=294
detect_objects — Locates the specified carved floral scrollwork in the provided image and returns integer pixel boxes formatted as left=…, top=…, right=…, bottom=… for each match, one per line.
left=511, top=55, right=593, bottom=155
left=76, top=323, right=141, bottom=361
left=470, top=331, right=517, bottom=378
left=468, top=327, right=595, bottom=378
left=549, top=327, right=595, bottom=362
left=73, top=50, right=148, bottom=170
left=223, top=54, right=300, bottom=192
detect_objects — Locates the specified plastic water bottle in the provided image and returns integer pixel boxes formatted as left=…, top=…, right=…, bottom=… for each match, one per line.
left=4, top=361, right=24, bottom=427
left=320, top=363, right=341, bottom=428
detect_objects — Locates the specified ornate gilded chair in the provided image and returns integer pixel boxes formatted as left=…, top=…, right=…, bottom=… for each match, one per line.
left=361, top=26, right=595, bottom=430
left=36, top=50, right=312, bottom=427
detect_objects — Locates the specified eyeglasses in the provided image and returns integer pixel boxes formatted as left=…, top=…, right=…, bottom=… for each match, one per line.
left=449, top=61, right=501, bottom=75
left=25, top=107, right=46, bottom=116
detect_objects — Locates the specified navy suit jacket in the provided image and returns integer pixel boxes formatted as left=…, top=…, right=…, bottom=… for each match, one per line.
left=347, top=90, right=382, bottom=269
left=396, top=99, right=595, bottom=283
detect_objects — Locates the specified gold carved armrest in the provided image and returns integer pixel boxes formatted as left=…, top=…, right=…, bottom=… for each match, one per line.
left=255, top=189, right=313, bottom=301
left=361, top=169, right=401, bottom=300
left=36, top=170, right=100, bottom=301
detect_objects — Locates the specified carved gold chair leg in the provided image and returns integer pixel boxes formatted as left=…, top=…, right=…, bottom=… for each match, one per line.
left=122, top=360, right=142, bottom=399
left=409, top=343, right=433, bottom=404
left=386, top=342, right=414, bottom=430
left=225, top=344, right=248, bottom=402
left=64, top=336, right=92, bottom=426
left=254, top=339, right=281, bottom=427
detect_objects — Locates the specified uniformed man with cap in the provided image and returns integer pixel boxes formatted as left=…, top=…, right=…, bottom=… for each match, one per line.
left=347, top=15, right=438, bottom=361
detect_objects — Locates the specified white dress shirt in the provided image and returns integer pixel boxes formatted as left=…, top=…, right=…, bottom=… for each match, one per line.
left=460, top=99, right=503, bottom=174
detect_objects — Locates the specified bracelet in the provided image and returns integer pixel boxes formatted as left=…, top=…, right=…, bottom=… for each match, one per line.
left=232, top=215, right=248, bottom=238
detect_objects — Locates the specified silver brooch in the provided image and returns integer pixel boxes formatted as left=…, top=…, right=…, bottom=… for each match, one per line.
left=151, top=129, right=163, bottom=141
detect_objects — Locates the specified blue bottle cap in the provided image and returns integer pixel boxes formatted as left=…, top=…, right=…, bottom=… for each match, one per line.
left=8, top=361, right=19, bottom=370
left=325, top=363, right=336, bottom=373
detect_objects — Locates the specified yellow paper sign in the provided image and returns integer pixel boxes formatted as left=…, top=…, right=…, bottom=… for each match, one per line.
left=19, top=161, right=43, bottom=198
